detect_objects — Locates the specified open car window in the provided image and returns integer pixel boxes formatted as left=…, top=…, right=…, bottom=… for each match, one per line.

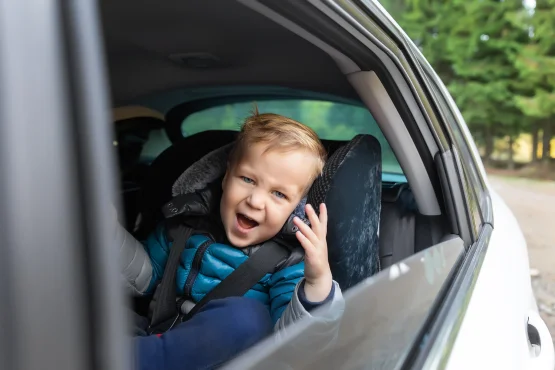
left=181, top=99, right=406, bottom=181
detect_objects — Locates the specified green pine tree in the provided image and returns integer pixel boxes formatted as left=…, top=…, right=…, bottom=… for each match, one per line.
left=511, top=0, right=555, bottom=166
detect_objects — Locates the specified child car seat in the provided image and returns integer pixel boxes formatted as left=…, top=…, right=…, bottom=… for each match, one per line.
left=307, top=134, right=382, bottom=289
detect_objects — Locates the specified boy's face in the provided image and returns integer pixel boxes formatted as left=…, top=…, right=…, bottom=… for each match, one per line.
left=220, top=142, right=317, bottom=248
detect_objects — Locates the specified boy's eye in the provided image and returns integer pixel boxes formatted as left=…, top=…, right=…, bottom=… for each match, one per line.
left=241, top=176, right=254, bottom=184
left=272, top=190, right=287, bottom=199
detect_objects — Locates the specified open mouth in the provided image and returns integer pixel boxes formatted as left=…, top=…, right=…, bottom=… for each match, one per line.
left=237, top=213, right=259, bottom=230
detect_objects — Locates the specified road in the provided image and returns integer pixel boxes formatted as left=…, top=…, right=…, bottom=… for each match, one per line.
left=489, top=175, right=555, bottom=342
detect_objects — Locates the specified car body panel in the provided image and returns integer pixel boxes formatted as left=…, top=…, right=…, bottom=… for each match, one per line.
left=446, top=189, right=554, bottom=370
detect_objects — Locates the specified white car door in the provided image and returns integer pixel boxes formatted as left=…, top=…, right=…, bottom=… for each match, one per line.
left=417, top=56, right=555, bottom=370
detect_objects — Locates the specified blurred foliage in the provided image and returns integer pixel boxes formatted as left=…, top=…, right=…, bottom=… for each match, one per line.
left=182, top=100, right=403, bottom=174
left=381, top=0, right=555, bottom=169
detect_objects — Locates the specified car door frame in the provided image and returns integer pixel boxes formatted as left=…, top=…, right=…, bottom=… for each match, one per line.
left=0, top=1, right=128, bottom=369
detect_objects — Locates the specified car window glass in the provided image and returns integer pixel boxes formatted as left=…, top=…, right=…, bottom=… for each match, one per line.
left=226, top=237, right=466, bottom=369
left=117, top=127, right=172, bottom=167
left=181, top=100, right=405, bottom=177
left=140, top=128, right=172, bottom=164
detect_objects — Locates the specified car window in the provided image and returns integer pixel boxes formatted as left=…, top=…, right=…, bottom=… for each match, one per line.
left=117, top=126, right=172, bottom=167
left=140, top=128, right=172, bottom=163
left=181, top=100, right=404, bottom=177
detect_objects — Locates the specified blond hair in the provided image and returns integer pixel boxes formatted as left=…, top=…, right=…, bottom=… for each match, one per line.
left=230, top=106, right=326, bottom=183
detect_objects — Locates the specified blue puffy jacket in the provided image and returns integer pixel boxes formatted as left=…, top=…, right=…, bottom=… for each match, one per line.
left=142, top=224, right=305, bottom=323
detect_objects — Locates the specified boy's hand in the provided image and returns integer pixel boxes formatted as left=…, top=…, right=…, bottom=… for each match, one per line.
left=293, top=203, right=333, bottom=302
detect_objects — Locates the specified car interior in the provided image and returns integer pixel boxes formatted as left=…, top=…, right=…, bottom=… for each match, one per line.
left=102, top=0, right=455, bottom=315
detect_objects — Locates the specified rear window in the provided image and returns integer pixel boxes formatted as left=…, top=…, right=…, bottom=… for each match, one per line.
left=181, top=100, right=404, bottom=176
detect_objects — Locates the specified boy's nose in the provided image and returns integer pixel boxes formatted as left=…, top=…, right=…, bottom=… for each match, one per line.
left=246, top=189, right=265, bottom=210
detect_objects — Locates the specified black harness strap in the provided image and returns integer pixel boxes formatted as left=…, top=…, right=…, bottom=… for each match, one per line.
left=148, top=225, right=193, bottom=334
left=184, top=240, right=291, bottom=319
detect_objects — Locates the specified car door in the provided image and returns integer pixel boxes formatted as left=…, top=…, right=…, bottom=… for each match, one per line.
left=413, top=38, right=555, bottom=370
left=0, top=1, right=129, bottom=369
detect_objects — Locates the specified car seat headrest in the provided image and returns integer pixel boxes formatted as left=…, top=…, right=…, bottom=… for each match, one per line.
left=307, top=134, right=382, bottom=290
left=172, top=143, right=234, bottom=197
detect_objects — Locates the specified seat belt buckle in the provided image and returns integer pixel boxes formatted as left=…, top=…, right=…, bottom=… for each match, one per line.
left=147, top=313, right=182, bottom=335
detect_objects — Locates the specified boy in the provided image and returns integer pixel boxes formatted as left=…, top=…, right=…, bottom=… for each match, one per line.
left=120, top=110, right=344, bottom=370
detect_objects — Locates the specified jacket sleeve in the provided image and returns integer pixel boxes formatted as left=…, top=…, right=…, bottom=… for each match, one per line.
left=112, top=203, right=171, bottom=296
left=274, top=279, right=344, bottom=331
left=269, top=262, right=346, bottom=329
left=110, top=205, right=152, bottom=296
left=272, top=278, right=345, bottom=355
left=270, top=260, right=345, bottom=345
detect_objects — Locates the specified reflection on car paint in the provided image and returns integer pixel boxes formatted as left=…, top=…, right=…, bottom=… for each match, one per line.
left=389, top=262, right=411, bottom=280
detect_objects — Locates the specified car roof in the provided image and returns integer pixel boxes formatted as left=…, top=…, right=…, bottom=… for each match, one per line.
left=100, top=0, right=359, bottom=105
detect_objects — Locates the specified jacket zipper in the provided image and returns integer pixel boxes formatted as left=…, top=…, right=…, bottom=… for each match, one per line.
left=183, top=239, right=213, bottom=299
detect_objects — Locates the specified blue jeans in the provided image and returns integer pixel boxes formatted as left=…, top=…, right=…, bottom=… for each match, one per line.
left=134, top=297, right=273, bottom=370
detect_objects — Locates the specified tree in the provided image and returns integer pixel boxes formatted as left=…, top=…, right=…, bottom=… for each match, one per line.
left=383, top=0, right=533, bottom=167
left=384, top=0, right=457, bottom=84
left=449, top=0, right=532, bottom=167
left=510, top=0, right=555, bottom=168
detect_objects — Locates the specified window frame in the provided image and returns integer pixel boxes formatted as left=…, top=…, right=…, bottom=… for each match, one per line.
left=418, top=73, right=483, bottom=242
left=416, top=58, right=492, bottom=227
